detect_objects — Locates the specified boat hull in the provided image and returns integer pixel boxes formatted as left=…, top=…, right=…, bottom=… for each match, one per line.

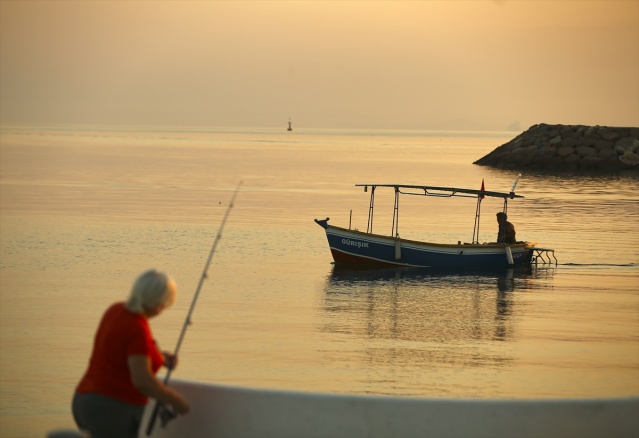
left=141, top=379, right=639, bottom=438
left=316, top=220, right=534, bottom=269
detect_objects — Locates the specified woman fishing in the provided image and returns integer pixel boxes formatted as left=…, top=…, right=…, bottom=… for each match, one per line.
left=72, top=269, right=190, bottom=438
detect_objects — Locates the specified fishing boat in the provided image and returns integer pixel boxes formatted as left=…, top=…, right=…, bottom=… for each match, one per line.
left=315, top=179, right=556, bottom=270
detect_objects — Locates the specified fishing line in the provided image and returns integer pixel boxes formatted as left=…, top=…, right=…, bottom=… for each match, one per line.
left=146, top=181, right=242, bottom=436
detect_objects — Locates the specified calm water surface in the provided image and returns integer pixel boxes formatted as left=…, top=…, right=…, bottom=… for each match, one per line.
left=1, top=127, right=638, bottom=436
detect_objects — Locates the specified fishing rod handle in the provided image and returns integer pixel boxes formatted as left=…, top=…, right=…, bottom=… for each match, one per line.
left=145, top=402, right=161, bottom=436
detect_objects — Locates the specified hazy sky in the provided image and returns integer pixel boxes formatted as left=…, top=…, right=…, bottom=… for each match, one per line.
left=1, top=0, right=638, bottom=131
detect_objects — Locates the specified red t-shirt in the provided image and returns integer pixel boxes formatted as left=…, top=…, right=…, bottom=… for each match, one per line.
left=76, top=302, right=164, bottom=405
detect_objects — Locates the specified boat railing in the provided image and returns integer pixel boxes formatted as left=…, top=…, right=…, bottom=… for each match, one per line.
left=531, top=248, right=558, bottom=266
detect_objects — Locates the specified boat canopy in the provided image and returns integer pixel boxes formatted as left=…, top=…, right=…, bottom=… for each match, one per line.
left=355, top=182, right=523, bottom=243
left=355, top=184, right=524, bottom=200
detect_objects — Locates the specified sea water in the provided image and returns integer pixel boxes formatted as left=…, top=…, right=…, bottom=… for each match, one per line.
left=0, top=127, right=637, bottom=436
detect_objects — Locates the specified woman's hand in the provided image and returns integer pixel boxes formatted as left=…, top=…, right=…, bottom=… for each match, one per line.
left=162, top=352, right=178, bottom=370
left=169, top=392, right=190, bottom=414
left=128, top=355, right=190, bottom=414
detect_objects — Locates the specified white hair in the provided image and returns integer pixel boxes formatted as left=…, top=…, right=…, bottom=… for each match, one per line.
left=126, top=269, right=176, bottom=314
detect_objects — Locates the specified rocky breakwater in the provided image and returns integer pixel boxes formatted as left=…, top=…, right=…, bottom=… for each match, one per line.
left=474, top=124, right=639, bottom=174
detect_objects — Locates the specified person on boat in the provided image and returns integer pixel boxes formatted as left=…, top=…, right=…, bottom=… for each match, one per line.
left=496, top=212, right=516, bottom=244
left=72, top=269, right=190, bottom=438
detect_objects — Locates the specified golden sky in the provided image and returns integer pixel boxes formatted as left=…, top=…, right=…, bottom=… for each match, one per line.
left=1, top=0, right=637, bottom=130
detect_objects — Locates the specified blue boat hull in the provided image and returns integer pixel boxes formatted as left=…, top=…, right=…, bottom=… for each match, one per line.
left=316, top=220, right=535, bottom=269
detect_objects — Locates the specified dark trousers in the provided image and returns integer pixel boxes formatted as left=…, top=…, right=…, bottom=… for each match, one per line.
left=72, top=392, right=145, bottom=438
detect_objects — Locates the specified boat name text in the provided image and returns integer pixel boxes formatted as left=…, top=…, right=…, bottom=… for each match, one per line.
left=342, top=239, right=369, bottom=248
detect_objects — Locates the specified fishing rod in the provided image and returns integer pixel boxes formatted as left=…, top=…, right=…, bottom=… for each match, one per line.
left=146, top=182, right=242, bottom=436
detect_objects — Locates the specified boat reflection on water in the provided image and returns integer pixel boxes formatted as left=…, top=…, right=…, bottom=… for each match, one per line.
left=320, top=265, right=556, bottom=371
left=325, top=264, right=545, bottom=289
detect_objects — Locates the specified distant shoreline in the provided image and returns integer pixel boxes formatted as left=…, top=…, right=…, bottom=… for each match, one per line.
left=474, top=124, right=639, bottom=175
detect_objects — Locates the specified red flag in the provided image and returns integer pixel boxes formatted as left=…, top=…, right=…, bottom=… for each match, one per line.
left=480, top=179, right=485, bottom=199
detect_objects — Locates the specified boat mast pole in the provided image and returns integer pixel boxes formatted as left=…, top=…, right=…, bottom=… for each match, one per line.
left=392, top=186, right=400, bottom=237
left=366, top=185, right=375, bottom=233
left=472, top=196, right=482, bottom=244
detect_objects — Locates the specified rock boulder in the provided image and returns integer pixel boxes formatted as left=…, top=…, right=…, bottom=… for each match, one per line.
left=474, top=124, right=639, bottom=174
